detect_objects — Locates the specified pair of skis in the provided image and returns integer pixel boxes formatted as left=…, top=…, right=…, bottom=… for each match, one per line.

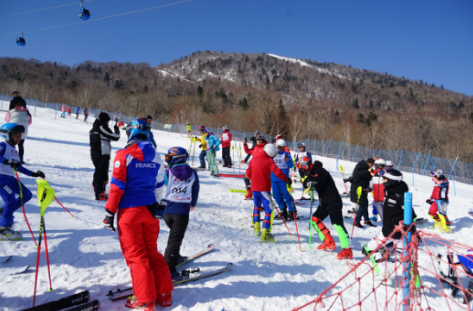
left=21, top=290, right=99, bottom=311
left=0, top=256, right=30, bottom=275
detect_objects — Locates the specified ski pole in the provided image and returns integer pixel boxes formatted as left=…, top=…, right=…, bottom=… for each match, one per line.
left=54, top=197, right=75, bottom=217
left=309, top=189, right=313, bottom=249
left=14, top=169, right=37, bottom=246
left=232, top=146, right=235, bottom=175
left=238, top=144, right=242, bottom=175
left=268, top=195, right=292, bottom=237
left=32, top=216, right=44, bottom=306
left=291, top=201, right=302, bottom=252
left=350, top=187, right=363, bottom=239
left=340, top=166, right=349, bottom=195
left=42, top=218, right=53, bottom=292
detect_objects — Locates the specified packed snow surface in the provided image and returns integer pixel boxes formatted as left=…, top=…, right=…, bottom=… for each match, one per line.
left=0, top=103, right=471, bottom=311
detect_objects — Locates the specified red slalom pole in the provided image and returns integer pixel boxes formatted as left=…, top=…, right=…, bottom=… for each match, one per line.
left=291, top=202, right=302, bottom=252
left=32, top=217, right=44, bottom=307
left=14, top=170, right=37, bottom=246
left=54, top=197, right=74, bottom=217
left=232, top=146, right=235, bottom=175
left=42, top=220, right=53, bottom=291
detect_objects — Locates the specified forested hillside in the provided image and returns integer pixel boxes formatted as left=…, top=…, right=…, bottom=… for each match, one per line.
left=1, top=51, right=472, bottom=161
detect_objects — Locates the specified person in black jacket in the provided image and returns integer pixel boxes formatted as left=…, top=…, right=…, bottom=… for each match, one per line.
left=9, top=96, right=27, bottom=111
left=345, top=158, right=376, bottom=228
left=363, top=169, right=416, bottom=262
left=307, top=161, right=352, bottom=260
left=90, top=112, right=120, bottom=200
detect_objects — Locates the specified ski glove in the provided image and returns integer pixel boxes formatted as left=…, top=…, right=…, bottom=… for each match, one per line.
left=307, top=181, right=317, bottom=189
left=31, top=170, right=45, bottom=179
left=343, top=177, right=353, bottom=183
left=103, top=209, right=115, bottom=232
left=244, top=137, right=247, bottom=143
left=198, top=144, right=202, bottom=148
left=426, top=199, right=433, bottom=204
left=8, top=160, right=20, bottom=169
left=286, top=177, right=292, bottom=186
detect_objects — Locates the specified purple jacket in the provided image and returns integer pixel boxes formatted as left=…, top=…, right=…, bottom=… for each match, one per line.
left=164, top=163, right=200, bottom=215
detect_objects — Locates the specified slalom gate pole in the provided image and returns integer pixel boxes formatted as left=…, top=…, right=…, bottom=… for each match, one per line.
left=54, top=197, right=74, bottom=217
left=350, top=187, right=363, bottom=239
left=340, top=166, right=349, bottom=195
left=292, top=201, right=302, bottom=252
left=32, top=216, right=44, bottom=307
left=232, top=146, right=235, bottom=175
left=238, top=144, right=242, bottom=175
left=402, top=192, right=413, bottom=311
left=14, top=170, right=37, bottom=246
left=309, top=189, right=313, bottom=249
left=268, top=195, right=292, bottom=236
left=42, top=218, right=53, bottom=291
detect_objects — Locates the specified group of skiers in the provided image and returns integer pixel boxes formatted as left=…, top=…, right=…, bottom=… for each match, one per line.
left=60, top=104, right=89, bottom=121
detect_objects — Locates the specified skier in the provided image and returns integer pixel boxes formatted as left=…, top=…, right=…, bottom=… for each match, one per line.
left=205, top=132, right=221, bottom=177
left=163, top=147, right=200, bottom=276
left=5, top=97, right=32, bottom=164
left=272, top=139, right=297, bottom=220
left=197, top=126, right=207, bottom=169
left=83, top=107, right=89, bottom=122
left=368, top=158, right=386, bottom=222
left=221, top=125, right=232, bottom=168
left=186, top=122, right=192, bottom=137
left=9, top=94, right=25, bottom=110
left=67, top=107, right=72, bottom=116
left=74, top=106, right=80, bottom=119
left=143, top=115, right=157, bottom=149
left=295, top=142, right=312, bottom=196
left=427, top=169, right=451, bottom=233
left=89, top=112, right=120, bottom=201
left=246, top=144, right=292, bottom=242
left=242, top=131, right=260, bottom=164
left=0, top=123, right=45, bottom=241
left=344, top=158, right=376, bottom=228
left=103, top=119, right=173, bottom=310
left=307, top=161, right=352, bottom=259
left=243, top=135, right=267, bottom=200
left=385, top=160, right=394, bottom=170
left=363, top=169, right=416, bottom=262
left=60, top=104, right=66, bottom=118
left=274, top=134, right=291, bottom=153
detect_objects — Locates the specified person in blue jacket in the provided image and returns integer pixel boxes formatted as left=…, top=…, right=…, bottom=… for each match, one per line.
left=163, top=147, right=200, bottom=276
left=143, top=115, right=157, bottom=149
left=272, top=139, right=297, bottom=220
left=0, top=123, right=45, bottom=241
left=206, top=132, right=221, bottom=177
left=74, top=107, right=80, bottom=119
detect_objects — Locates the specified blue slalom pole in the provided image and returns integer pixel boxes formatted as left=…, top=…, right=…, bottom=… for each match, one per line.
left=402, top=192, right=413, bottom=311
left=411, top=151, right=422, bottom=186
left=352, top=144, right=359, bottom=162
left=325, top=140, right=331, bottom=157
left=422, top=149, right=431, bottom=176
left=398, top=149, right=403, bottom=170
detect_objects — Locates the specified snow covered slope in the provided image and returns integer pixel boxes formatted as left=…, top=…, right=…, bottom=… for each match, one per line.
left=0, top=104, right=471, bottom=311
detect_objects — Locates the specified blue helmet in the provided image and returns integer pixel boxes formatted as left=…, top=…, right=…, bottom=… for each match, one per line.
left=165, top=147, right=189, bottom=165
left=0, top=123, right=25, bottom=141
left=126, top=119, right=150, bottom=142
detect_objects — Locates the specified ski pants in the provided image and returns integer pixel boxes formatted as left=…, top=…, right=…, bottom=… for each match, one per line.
left=164, top=213, right=189, bottom=273
left=252, top=191, right=274, bottom=230
left=272, top=181, right=295, bottom=212
left=244, top=153, right=252, bottom=163
left=222, top=147, right=232, bottom=167
left=299, top=168, right=309, bottom=189
left=429, top=199, right=449, bottom=216
left=0, top=175, right=32, bottom=228
left=84, top=114, right=88, bottom=122
left=60, top=111, right=66, bottom=118
left=311, top=201, right=350, bottom=249
left=207, top=150, right=219, bottom=175
left=18, top=139, right=25, bottom=162
left=117, top=206, right=173, bottom=302
left=244, top=177, right=251, bottom=189
left=91, top=155, right=110, bottom=196
left=355, top=202, right=370, bottom=223
left=76, top=113, right=79, bottom=119
left=374, top=201, right=384, bottom=221
left=199, top=150, right=207, bottom=168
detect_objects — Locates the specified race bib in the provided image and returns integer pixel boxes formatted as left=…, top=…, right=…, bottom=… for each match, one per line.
left=222, top=133, right=229, bottom=141
left=166, top=171, right=195, bottom=203
left=274, top=154, right=288, bottom=169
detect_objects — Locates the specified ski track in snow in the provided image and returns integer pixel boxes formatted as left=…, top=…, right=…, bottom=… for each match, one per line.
left=0, top=102, right=471, bottom=311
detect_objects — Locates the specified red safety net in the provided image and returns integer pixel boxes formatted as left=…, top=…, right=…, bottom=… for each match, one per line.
left=292, top=222, right=473, bottom=311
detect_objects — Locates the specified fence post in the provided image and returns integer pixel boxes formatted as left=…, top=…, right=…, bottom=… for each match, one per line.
left=336, top=140, right=344, bottom=171
left=325, top=140, right=331, bottom=157
left=411, top=151, right=422, bottom=186
left=398, top=149, right=403, bottom=170
left=352, top=144, right=359, bottom=162
left=402, top=192, right=413, bottom=311
left=422, top=149, right=431, bottom=176
left=449, top=156, right=459, bottom=197
left=55, top=103, right=58, bottom=119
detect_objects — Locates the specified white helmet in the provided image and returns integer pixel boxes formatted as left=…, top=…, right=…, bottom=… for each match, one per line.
left=385, top=160, right=394, bottom=169
left=222, top=125, right=229, bottom=131
left=264, top=144, right=278, bottom=158
left=431, top=169, right=443, bottom=178
left=374, top=158, right=386, bottom=168
left=276, top=139, right=286, bottom=147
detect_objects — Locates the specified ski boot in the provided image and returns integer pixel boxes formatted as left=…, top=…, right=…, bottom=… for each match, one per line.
left=0, top=227, right=22, bottom=241
left=177, top=255, right=188, bottom=266
left=125, top=295, right=157, bottom=310
left=254, top=221, right=261, bottom=236
left=260, top=229, right=276, bottom=243
left=318, top=233, right=336, bottom=251
left=354, top=222, right=364, bottom=228
left=364, top=220, right=376, bottom=227
left=336, top=248, right=353, bottom=260
left=156, top=292, right=173, bottom=307
left=438, top=214, right=451, bottom=233
left=275, top=208, right=288, bottom=220
left=287, top=208, right=298, bottom=221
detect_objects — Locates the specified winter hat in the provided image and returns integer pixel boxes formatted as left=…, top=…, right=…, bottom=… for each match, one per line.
left=99, top=112, right=111, bottom=122
left=9, top=97, right=27, bottom=110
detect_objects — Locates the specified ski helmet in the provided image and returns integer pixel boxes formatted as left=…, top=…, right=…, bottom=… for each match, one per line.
left=383, top=169, right=403, bottom=189
left=275, top=134, right=284, bottom=141
left=256, top=135, right=265, bottom=141
left=198, top=125, right=205, bottom=131
left=264, top=144, right=278, bottom=158
left=254, top=130, right=260, bottom=135
left=165, top=147, right=189, bottom=165
left=374, top=158, right=386, bottom=169
left=298, top=142, right=306, bottom=149
left=98, top=112, right=111, bottom=123
left=0, top=123, right=24, bottom=142
left=144, top=114, right=153, bottom=120
left=126, top=119, right=150, bottom=142
left=222, top=125, right=229, bottom=131
left=276, top=139, right=286, bottom=147
left=374, top=156, right=381, bottom=161
left=385, top=160, right=394, bottom=170
left=431, top=169, right=443, bottom=178
left=186, top=122, right=189, bottom=125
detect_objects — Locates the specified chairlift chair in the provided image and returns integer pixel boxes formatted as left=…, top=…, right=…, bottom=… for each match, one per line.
left=79, top=0, right=90, bottom=21
left=16, top=33, right=25, bottom=46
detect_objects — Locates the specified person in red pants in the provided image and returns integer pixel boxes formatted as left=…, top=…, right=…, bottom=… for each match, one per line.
left=103, top=119, right=173, bottom=310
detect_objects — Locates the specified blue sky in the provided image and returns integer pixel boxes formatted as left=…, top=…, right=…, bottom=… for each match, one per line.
left=1, top=0, right=472, bottom=95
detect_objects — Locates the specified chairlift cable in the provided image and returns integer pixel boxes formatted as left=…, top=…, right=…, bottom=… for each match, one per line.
left=0, top=0, right=95, bottom=18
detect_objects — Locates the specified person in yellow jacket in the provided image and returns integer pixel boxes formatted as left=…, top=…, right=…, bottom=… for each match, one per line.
left=197, top=126, right=208, bottom=168
left=186, top=122, right=192, bottom=137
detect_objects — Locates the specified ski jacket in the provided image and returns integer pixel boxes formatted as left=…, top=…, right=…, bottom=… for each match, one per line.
left=0, top=141, right=33, bottom=177
left=67, top=107, right=71, bottom=113
left=349, top=160, right=372, bottom=205
left=75, top=107, right=80, bottom=114
left=84, top=109, right=88, bottom=115
left=221, top=130, right=232, bottom=148
left=89, top=119, right=120, bottom=157
left=5, top=108, right=32, bottom=139
left=200, top=133, right=207, bottom=150
left=164, top=163, right=200, bottom=215
left=430, top=176, right=449, bottom=201
left=62, top=105, right=66, bottom=112
left=243, top=141, right=267, bottom=157
left=295, top=151, right=312, bottom=164
left=106, top=140, right=165, bottom=213
left=186, top=124, right=192, bottom=131
left=206, top=134, right=221, bottom=151
left=308, top=161, right=342, bottom=205
left=382, top=181, right=414, bottom=237
left=271, top=150, right=293, bottom=182
left=369, top=168, right=385, bottom=202
left=246, top=153, right=287, bottom=192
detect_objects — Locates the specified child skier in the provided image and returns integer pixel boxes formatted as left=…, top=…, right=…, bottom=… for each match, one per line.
left=246, top=144, right=292, bottom=242
left=163, top=147, right=200, bottom=276
left=103, top=119, right=173, bottom=310
left=243, top=131, right=260, bottom=164
left=0, top=123, right=45, bottom=241
left=206, top=132, right=221, bottom=177
left=368, top=158, right=386, bottom=222
left=295, top=143, right=312, bottom=197
left=272, top=139, right=297, bottom=220
left=427, top=169, right=451, bottom=233
left=197, top=126, right=207, bottom=169
left=186, top=122, right=192, bottom=137
left=243, top=135, right=267, bottom=200
left=307, top=161, right=352, bottom=259
left=221, top=125, right=232, bottom=168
